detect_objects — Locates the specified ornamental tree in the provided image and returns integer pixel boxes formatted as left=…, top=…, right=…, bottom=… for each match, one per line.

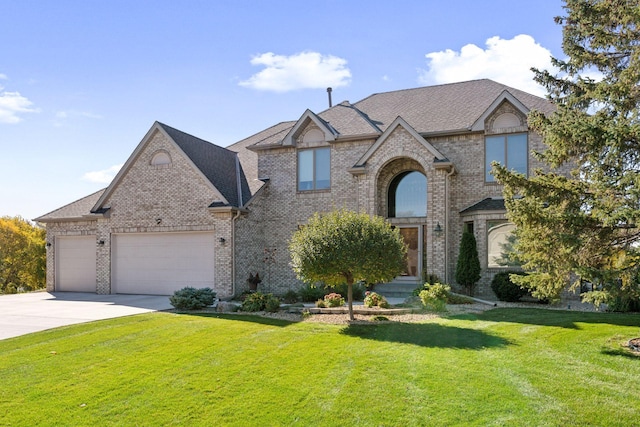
left=289, top=209, right=406, bottom=320
left=0, top=216, right=46, bottom=294
left=493, top=0, right=640, bottom=305
left=455, top=231, right=481, bottom=296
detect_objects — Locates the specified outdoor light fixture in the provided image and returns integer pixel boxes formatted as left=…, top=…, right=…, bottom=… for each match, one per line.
left=156, top=218, right=162, bottom=225
left=46, top=242, right=52, bottom=247
left=434, top=222, right=443, bottom=236
left=219, top=237, right=226, bottom=244
left=98, top=240, right=105, bottom=246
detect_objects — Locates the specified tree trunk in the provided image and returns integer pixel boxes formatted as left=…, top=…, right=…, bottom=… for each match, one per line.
left=347, top=277, right=354, bottom=321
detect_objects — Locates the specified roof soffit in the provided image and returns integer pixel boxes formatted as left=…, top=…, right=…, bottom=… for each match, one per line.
left=282, top=109, right=338, bottom=146
left=91, top=122, right=229, bottom=212
left=471, top=90, right=530, bottom=132
left=354, top=116, right=447, bottom=167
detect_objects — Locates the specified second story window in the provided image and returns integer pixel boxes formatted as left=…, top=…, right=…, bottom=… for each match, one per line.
left=298, top=147, right=330, bottom=191
left=485, top=133, right=528, bottom=182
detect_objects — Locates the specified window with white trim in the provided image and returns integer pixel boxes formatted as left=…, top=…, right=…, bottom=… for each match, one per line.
left=487, top=221, right=516, bottom=268
left=298, top=147, right=330, bottom=191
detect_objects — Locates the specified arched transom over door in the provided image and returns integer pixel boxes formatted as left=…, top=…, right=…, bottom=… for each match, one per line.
left=388, top=171, right=427, bottom=218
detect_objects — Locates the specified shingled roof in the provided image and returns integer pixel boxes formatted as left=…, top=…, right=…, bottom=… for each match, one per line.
left=34, top=188, right=106, bottom=222
left=158, top=123, right=251, bottom=208
left=460, top=197, right=507, bottom=214
left=249, top=79, right=554, bottom=148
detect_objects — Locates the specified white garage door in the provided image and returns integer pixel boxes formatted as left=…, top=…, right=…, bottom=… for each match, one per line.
left=112, top=232, right=215, bottom=295
left=56, top=236, right=97, bottom=292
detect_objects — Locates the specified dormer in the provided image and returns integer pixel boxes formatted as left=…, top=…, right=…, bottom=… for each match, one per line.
left=282, top=109, right=338, bottom=146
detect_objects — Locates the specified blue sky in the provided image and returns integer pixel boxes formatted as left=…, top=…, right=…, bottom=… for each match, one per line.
left=1, top=0, right=566, bottom=220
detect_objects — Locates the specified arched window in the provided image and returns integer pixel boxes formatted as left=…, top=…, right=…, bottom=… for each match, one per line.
left=388, top=171, right=427, bottom=217
left=150, top=150, right=171, bottom=166
left=487, top=222, right=516, bottom=267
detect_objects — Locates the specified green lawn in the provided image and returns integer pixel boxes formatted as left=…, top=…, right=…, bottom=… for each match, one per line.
left=1, top=309, right=639, bottom=426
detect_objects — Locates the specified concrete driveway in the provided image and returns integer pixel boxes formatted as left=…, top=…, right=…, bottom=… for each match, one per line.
left=0, top=292, right=173, bottom=340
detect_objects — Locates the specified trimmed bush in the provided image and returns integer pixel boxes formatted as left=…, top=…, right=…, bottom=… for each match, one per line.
left=169, top=287, right=216, bottom=310
left=446, top=292, right=474, bottom=305
left=241, top=292, right=280, bottom=312
left=363, top=291, right=390, bottom=308
left=419, top=283, right=450, bottom=312
left=331, top=282, right=365, bottom=301
left=455, top=231, right=481, bottom=296
left=282, top=290, right=299, bottom=304
left=264, top=295, right=281, bottom=313
left=324, top=293, right=345, bottom=307
left=491, top=271, right=528, bottom=302
left=299, top=284, right=326, bottom=302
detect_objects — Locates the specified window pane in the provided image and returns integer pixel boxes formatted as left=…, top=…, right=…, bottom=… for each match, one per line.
left=315, top=148, right=330, bottom=190
left=487, top=222, right=516, bottom=267
left=506, top=134, right=527, bottom=175
left=485, top=136, right=504, bottom=182
left=394, top=171, right=427, bottom=217
left=298, top=150, right=313, bottom=190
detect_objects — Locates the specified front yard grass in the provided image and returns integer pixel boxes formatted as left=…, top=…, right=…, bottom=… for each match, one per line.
left=1, top=308, right=639, bottom=426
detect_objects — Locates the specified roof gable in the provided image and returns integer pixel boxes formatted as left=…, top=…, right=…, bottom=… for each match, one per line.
left=92, top=122, right=249, bottom=212
left=354, top=116, right=447, bottom=168
left=282, top=109, right=338, bottom=146
left=160, top=123, right=251, bottom=207
left=470, top=90, right=530, bottom=132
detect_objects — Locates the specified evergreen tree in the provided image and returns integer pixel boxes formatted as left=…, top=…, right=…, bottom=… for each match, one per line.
left=493, top=0, right=640, bottom=305
left=455, top=231, right=481, bottom=296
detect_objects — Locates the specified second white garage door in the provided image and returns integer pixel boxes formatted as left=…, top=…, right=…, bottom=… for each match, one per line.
left=112, top=232, right=215, bottom=295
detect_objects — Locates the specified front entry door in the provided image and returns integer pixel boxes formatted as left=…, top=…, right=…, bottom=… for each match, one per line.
left=398, top=226, right=422, bottom=281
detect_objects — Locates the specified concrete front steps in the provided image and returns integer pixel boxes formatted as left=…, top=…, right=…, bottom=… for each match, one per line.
left=373, top=281, right=420, bottom=300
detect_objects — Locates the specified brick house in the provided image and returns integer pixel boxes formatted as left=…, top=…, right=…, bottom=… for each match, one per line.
left=36, top=79, right=556, bottom=298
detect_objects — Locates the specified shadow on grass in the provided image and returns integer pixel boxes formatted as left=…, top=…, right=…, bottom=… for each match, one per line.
left=476, top=308, right=640, bottom=329
left=600, top=347, right=640, bottom=359
left=340, top=322, right=512, bottom=349
left=175, top=312, right=297, bottom=328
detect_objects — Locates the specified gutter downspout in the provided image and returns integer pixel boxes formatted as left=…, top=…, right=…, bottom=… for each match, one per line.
left=444, top=165, right=457, bottom=283
left=231, top=154, right=243, bottom=299
left=231, top=209, right=241, bottom=299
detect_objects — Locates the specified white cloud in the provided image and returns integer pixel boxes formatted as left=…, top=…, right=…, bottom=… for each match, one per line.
left=239, top=51, right=352, bottom=92
left=54, top=109, right=103, bottom=126
left=0, top=91, right=39, bottom=124
left=418, top=35, right=555, bottom=97
left=82, top=164, right=123, bottom=184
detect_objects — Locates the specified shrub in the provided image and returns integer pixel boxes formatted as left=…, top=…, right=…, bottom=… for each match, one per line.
left=324, top=293, right=345, bottom=307
left=419, top=283, right=450, bottom=312
left=264, top=295, right=281, bottom=313
left=371, top=315, right=389, bottom=322
left=446, top=292, right=474, bottom=304
left=491, top=271, right=528, bottom=302
left=455, top=231, right=481, bottom=295
left=315, top=299, right=327, bottom=308
left=282, top=290, right=299, bottom=304
left=364, top=291, right=390, bottom=308
left=241, top=292, right=280, bottom=312
left=169, top=287, right=216, bottom=310
left=299, top=284, right=326, bottom=302
left=331, top=282, right=365, bottom=301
